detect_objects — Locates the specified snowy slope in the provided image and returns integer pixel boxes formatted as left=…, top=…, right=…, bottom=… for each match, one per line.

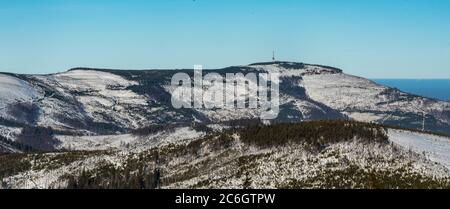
left=52, top=70, right=138, bottom=90
left=0, top=74, right=40, bottom=121
left=0, top=125, right=22, bottom=141
left=40, top=70, right=149, bottom=129
left=389, top=129, right=450, bottom=170
left=302, top=74, right=386, bottom=110
left=301, top=73, right=450, bottom=132
left=0, top=74, right=38, bottom=106
left=4, top=126, right=450, bottom=189
left=55, top=127, right=205, bottom=152
left=2, top=61, right=450, bottom=150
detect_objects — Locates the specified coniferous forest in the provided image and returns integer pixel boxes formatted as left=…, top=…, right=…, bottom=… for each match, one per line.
left=2, top=120, right=450, bottom=189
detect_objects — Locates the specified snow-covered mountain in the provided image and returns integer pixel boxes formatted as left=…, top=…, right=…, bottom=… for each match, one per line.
left=1, top=61, right=450, bottom=152
left=2, top=62, right=450, bottom=189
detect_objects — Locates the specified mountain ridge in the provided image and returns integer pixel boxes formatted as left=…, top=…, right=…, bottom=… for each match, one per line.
left=3, top=62, right=450, bottom=189
left=1, top=61, right=450, bottom=152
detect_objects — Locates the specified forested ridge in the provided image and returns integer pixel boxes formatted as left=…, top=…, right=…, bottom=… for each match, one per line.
left=2, top=120, right=450, bottom=189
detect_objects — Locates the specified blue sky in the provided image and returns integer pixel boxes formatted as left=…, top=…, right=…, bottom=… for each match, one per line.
left=1, top=0, right=450, bottom=78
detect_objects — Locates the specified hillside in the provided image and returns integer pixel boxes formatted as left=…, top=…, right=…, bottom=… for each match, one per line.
left=2, top=121, right=450, bottom=189
left=2, top=62, right=450, bottom=189
left=1, top=61, right=450, bottom=153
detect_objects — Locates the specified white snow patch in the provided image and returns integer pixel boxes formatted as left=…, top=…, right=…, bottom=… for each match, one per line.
left=0, top=74, right=39, bottom=118
left=344, top=112, right=384, bottom=123
left=55, top=127, right=205, bottom=152
left=388, top=129, right=450, bottom=170
left=0, top=125, right=22, bottom=141
left=56, top=134, right=138, bottom=151
left=52, top=70, right=137, bottom=90
left=2, top=153, right=126, bottom=189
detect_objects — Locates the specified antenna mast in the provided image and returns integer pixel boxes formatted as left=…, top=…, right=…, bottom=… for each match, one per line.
left=272, top=50, right=276, bottom=61
left=420, top=99, right=426, bottom=131
left=422, top=111, right=426, bottom=131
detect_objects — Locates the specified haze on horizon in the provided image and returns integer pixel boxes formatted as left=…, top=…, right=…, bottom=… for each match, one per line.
left=1, top=0, right=450, bottom=78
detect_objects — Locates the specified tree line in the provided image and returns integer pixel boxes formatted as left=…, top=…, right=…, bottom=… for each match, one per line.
left=239, top=120, right=389, bottom=149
